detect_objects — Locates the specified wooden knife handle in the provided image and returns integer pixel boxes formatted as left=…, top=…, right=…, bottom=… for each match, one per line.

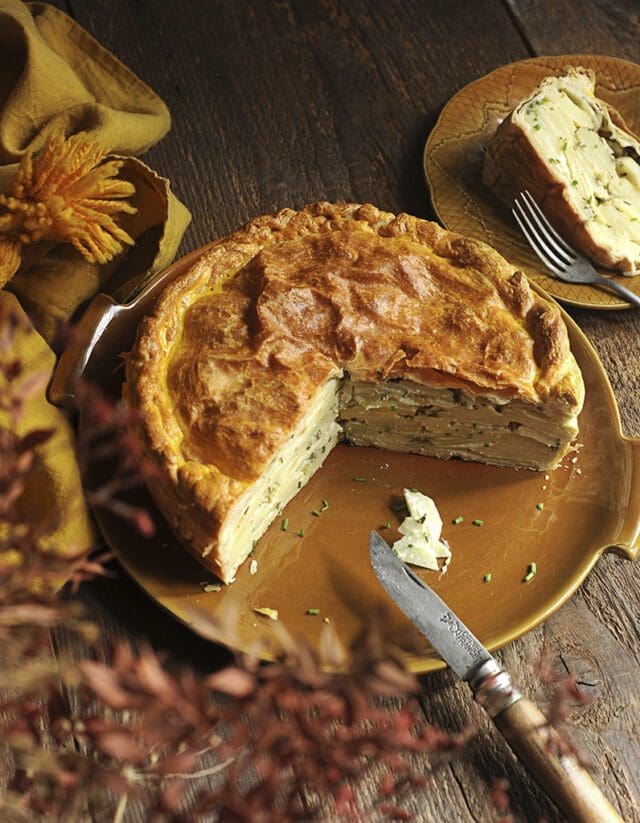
left=494, top=697, right=623, bottom=822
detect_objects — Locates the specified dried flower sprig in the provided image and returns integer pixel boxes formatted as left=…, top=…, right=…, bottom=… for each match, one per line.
left=0, top=309, right=596, bottom=821
left=0, top=324, right=470, bottom=818
left=74, top=379, right=160, bottom=538
left=0, top=132, right=136, bottom=285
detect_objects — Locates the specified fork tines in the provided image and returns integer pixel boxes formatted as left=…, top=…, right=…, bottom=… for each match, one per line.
left=512, top=191, right=578, bottom=275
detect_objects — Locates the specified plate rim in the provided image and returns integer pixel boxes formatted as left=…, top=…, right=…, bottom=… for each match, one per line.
left=423, top=53, right=640, bottom=311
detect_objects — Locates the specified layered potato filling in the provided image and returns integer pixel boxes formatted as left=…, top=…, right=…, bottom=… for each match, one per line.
left=340, top=377, right=576, bottom=470
left=220, top=374, right=578, bottom=580
left=218, top=378, right=341, bottom=580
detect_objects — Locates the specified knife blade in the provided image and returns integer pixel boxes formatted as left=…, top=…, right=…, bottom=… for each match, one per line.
left=369, top=530, right=492, bottom=680
left=369, top=530, right=623, bottom=823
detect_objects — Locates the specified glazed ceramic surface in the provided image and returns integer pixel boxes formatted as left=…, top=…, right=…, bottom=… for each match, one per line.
left=424, top=54, right=640, bottom=309
left=73, top=248, right=640, bottom=673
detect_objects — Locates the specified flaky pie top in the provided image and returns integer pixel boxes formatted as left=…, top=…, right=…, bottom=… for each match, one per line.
left=125, top=202, right=584, bottom=502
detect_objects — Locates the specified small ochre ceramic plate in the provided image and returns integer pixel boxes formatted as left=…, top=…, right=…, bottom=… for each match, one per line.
left=423, top=54, right=640, bottom=310
left=68, top=248, right=640, bottom=674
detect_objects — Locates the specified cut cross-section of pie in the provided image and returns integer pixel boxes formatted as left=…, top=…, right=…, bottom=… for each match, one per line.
left=482, top=67, right=640, bottom=275
left=124, top=202, right=584, bottom=583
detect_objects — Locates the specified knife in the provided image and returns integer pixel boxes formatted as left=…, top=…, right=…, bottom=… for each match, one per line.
left=369, top=531, right=623, bottom=823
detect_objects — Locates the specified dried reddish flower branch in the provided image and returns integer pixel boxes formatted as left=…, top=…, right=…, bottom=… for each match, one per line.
left=0, top=309, right=594, bottom=821
left=74, top=379, right=159, bottom=539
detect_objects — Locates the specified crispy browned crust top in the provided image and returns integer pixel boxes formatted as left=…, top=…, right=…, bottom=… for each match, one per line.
left=124, top=202, right=584, bottom=549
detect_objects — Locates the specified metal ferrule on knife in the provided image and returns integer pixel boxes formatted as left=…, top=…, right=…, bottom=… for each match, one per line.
left=469, top=658, right=523, bottom=718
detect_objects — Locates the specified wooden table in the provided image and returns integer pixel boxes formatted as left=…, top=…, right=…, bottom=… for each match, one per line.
left=48, top=1, right=640, bottom=820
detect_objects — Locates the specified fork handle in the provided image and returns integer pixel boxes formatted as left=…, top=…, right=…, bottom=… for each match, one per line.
left=593, top=274, right=640, bottom=309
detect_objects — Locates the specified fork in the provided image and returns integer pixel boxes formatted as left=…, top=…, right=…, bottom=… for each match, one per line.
left=512, top=191, right=640, bottom=309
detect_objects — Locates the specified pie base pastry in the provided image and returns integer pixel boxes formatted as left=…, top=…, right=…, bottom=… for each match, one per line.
left=124, top=202, right=585, bottom=583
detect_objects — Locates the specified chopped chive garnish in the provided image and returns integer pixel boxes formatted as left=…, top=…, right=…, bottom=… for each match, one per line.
left=382, top=521, right=391, bottom=530
left=297, top=528, right=305, bottom=537
left=533, top=123, right=541, bottom=130
left=321, top=499, right=329, bottom=510
left=297, top=480, right=302, bottom=489
left=306, top=608, right=320, bottom=616
left=536, top=502, right=544, bottom=510
left=311, top=509, right=321, bottom=517
left=472, top=519, right=484, bottom=526
left=523, top=562, right=537, bottom=583
left=410, top=487, right=419, bottom=493
left=353, top=476, right=367, bottom=483
left=452, top=516, right=464, bottom=525
left=281, top=518, right=289, bottom=531
left=483, top=573, right=492, bottom=583
left=571, top=179, right=578, bottom=186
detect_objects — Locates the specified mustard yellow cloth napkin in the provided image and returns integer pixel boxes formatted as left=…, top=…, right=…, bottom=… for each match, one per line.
left=0, top=0, right=192, bottom=558
left=0, top=291, right=93, bottom=556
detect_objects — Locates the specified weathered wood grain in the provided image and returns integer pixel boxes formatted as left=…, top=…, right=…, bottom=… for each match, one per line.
left=506, top=0, right=640, bottom=62
left=40, top=1, right=640, bottom=820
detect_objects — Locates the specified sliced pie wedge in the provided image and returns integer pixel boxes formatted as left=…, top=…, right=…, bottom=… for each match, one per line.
left=482, top=67, right=640, bottom=276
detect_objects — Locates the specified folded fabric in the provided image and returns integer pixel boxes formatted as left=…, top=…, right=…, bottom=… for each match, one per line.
left=0, top=0, right=170, bottom=176
left=0, top=0, right=192, bottom=560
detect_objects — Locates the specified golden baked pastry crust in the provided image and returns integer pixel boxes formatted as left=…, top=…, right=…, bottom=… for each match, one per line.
left=124, top=202, right=584, bottom=578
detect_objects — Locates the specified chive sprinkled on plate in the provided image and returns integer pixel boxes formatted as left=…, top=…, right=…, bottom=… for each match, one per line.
left=297, top=528, right=304, bottom=537
left=472, top=518, right=484, bottom=526
left=353, top=476, right=367, bottom=483
left=281, top=518, right=288, bottom=531
left=311, top=509, right=321, bottom=517
left=483, top=573, right=492, bottom=583
left=305, top=608, right=320, bottom=616
left=321, top=498, right=329, bottom=511
left=536, top=502, right=544, bottom=510
left=452, top=516, right=464, bottom=525
left=382, top=521, right=391, bottom=530
left=523, top=562, right=537, bottom=583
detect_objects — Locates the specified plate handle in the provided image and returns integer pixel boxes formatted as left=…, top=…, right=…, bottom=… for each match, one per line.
left=48, top=293, right=123, bottom=409
left=609, top=437, right=640, bottom=561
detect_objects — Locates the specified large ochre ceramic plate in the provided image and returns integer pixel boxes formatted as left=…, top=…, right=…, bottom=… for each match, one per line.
left=423, top=54, right=640, bottom=310
left=69, top=246, right=640, bottom=674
